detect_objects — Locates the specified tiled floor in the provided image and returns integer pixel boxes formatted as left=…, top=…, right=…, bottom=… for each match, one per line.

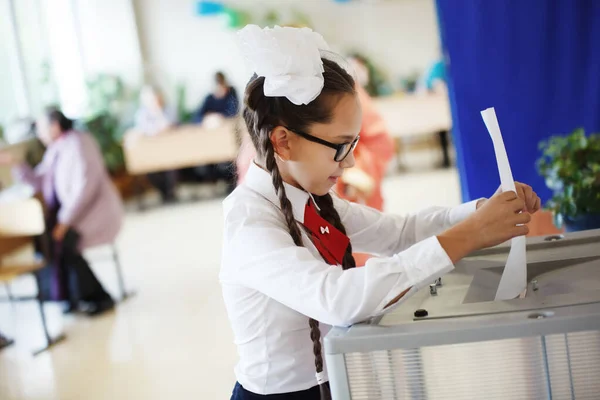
left=0, top=168, right=461, bottom=400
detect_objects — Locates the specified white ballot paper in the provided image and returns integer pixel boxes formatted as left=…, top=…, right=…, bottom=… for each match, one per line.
left=481, top=107, right=527, bottom=300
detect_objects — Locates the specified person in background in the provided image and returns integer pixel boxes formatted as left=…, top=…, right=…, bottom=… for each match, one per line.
left=417, top=58, right=447, bottom=95
left=417, top=56, right=452, bottom=168
left=0, top=331, right=14, bottom=350
left=0, top=108, right=122, bottom=316
left=192, top=71, right=240, bottom=192
left=132, top=85, right=178, bottom=203
left=334, top=84, right=394, bottom=211
left=192, top=71, right=239, bottom=124
left=347, top=54, right=375, bottom=95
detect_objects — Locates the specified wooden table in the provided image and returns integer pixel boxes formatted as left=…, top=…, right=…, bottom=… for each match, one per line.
left=373, top=93, right=452, bottom=138
left=373, top=93, right=453, bottom=168
left=123, top=120, right=240, bottom=175
left=0, top=138, right=36, bottom=187
left=0, top=188, right=66, bottom=355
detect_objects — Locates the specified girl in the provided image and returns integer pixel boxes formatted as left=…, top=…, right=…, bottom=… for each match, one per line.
left=221, top=25, right=540, bottom=400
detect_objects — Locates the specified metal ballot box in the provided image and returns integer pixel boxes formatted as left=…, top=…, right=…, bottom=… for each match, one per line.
left=325, top=229, right=600, bottom=400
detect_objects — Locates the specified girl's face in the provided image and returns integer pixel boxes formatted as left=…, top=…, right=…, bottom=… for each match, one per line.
left=274, top=93, right=362, bottom=196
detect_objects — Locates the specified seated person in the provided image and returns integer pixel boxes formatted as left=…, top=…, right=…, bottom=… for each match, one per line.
left=192, top=71, right=239, bottom=123
left=0, top=108, right=123, bottom=316
left=191, top=71, right=240, bottom=191
left=0, top=331, right=13, bottom=350
left=417, top=57, right=452, bottom=167
left=132, top=85, right=178, bottom=202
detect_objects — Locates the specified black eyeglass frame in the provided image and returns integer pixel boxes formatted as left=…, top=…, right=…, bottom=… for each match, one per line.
left=285, top=127, right=360, bottom=162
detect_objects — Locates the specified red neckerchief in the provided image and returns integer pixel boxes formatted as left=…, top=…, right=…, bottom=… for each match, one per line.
left=303, top=200, right=350, bottom=265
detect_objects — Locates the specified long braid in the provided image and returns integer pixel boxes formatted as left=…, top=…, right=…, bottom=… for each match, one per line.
left=261, top=135, right=331, bottom=399
left=263, top=137, right=303, bottom=246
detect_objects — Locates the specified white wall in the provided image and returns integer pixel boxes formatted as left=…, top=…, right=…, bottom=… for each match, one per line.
left=40, top=0, right=144, bottom=117
left=0, top=0, right=23, bottom=125
left=133, top=0, right=441, bottom=110
left=75, top=0, right=143, bottom=86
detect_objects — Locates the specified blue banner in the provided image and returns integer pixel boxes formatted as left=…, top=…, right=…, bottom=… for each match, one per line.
left=436, top=0, right=600, bottom=202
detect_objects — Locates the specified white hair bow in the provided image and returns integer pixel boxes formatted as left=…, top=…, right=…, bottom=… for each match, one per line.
left=237, top=24, right=330, bottom=106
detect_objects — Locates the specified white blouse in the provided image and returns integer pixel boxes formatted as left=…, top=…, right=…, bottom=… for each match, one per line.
left=220, top=163, right=479, bottom=395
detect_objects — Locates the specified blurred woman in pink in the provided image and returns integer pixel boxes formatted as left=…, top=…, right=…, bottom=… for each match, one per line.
left=0, top=108, right=123, bottom=316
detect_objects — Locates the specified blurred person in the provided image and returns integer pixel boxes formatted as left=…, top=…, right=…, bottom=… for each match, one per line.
left=192, top=71, right=239, bottom=123
left=416, top=56, right=451, bottom=167
left=0, top=108, right=122, bottom=316
left=191, top=71, right=240, bottom=191
left=0, top=331, right=14, bottom=350
left=335, top=85, right=394, bottom=210
left=347, top=55, right=371, bottom=91
left=417, top=58, right=447, bottom=95
left=133, top=85, right=178, bottom=203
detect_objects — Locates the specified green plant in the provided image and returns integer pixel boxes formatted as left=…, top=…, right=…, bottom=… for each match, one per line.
left=537, top=128, right=600, bottom=226
left=259, top=8, right=312, bottom=28
left=348, top=52, right=392, bottom=97
left=175, top=83, right=194, bottom=124
left=80, top=74, right=139, bottom=174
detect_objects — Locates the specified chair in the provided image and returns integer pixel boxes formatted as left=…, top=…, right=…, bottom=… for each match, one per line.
left=87, top=242, right=134, bottom=302
left=0, top=198, right=66, bottom=355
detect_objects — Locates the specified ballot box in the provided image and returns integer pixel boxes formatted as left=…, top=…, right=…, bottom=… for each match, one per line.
left=325, top=229, right=600, bottom=400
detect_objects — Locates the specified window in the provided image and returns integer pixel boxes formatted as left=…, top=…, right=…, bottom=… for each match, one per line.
left=0, top=0, right=88, bottom=129
left=41, top=0, right=87, bottom=118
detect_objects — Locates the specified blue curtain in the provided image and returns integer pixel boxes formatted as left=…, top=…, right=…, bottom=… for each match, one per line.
left=436, top=0, right=600, bottom=202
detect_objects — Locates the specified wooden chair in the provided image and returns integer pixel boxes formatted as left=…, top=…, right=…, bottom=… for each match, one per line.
left=0, top=198, right=66, bottom=355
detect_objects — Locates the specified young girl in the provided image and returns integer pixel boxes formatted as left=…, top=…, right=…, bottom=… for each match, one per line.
left=221, top=25, right=540, bottom=400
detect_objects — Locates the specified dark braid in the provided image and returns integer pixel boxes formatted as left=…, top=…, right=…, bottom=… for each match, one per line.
left=243, top=57, right=356, bottom=400
left=263, top=134, right=304, bottom=247
left=261, top=129, right=336, bottom=398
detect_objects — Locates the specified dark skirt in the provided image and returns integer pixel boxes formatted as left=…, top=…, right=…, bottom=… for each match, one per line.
left=230, top=382, right=321, bottom=400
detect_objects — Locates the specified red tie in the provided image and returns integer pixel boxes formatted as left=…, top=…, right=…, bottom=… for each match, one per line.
left=303, top=201, right=350, bottom=266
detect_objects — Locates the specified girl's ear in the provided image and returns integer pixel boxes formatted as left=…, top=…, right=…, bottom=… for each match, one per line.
left=270, top=126, right=292, bottom=161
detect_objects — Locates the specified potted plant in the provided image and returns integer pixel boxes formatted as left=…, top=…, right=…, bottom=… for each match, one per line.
left=79, top=74, right=141, bottom=199
left=80, top=74, right=139, bottom=175
left=537, top=128, right=600, bottom=232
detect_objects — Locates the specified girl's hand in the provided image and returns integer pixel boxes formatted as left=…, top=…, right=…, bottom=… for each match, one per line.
left=512, top=182, right=541, bottom=214
left=477, top=182, right=541, bottom=214
left=438, top=191, right=531, bottom=262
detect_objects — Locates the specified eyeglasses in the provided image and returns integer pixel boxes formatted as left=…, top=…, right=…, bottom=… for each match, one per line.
left=285, top=127, right=360, bottom=162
